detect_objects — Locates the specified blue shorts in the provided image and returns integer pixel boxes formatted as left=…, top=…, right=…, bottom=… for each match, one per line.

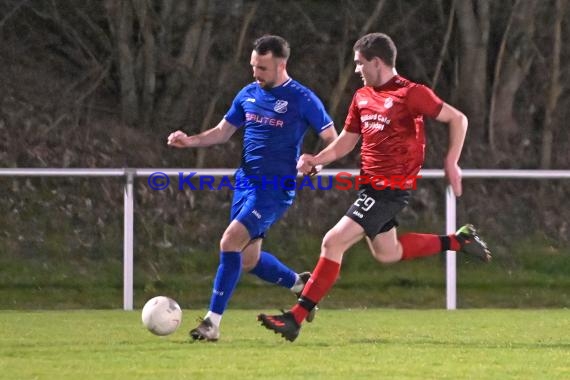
left=230, top=177, right=294, bottom=239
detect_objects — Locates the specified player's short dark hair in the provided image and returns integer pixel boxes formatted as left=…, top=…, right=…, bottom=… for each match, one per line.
left=353, top=33, right=397, bottom=67
left=253, top=35, right=290, bottom=60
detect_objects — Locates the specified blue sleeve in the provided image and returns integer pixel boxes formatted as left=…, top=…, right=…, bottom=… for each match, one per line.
left=224, top=88, right=247, bottom=128
left=301, top=90, right=333, bottom=134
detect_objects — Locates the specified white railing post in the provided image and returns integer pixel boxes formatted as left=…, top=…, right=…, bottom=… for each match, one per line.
left=445, top=185, right=457, bottom=310
left=123, top=170, right=135, bottom=310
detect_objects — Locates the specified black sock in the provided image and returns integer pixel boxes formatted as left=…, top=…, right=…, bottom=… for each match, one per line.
left=298, top=296, right=317, bottom=312
left=439, top=235, right=451, bottom=252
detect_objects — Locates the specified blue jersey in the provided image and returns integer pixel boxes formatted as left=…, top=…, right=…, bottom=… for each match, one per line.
left=224, top=78, right=333, bottom=178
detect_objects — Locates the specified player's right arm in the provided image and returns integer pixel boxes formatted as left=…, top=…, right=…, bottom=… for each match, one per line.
left=297, top=130, right=360, bottom=174
left=298, top=91, right=362, bottom=174
left=435, top=102, right=467, bottom=197
left=167, top=119, right=238, bottom=149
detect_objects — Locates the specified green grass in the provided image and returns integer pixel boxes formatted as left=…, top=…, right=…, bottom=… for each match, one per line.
left=1, top=233, right=569, bottom=309
left=2, top=247, right=569, bottom=309
left=0, top=309, right=568, bottom=379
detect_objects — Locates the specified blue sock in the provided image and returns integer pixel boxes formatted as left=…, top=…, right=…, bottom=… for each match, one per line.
left=209, top=251, right=242, bottom=314
left=249, top=251, right=297, bottom=289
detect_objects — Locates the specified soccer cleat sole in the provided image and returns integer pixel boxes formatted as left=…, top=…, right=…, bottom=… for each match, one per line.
left=189, top=317, right=220, bottom=342
left=189, top=331, right=219, bottom=342
left=257, top=314, right=299, bottom=342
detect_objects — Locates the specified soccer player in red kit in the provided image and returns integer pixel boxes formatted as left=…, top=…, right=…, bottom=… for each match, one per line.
left=258, top=33, right=492, bottom=342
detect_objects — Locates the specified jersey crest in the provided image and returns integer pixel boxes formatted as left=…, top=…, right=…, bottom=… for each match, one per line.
left=274, top=100, right=288, bottom=114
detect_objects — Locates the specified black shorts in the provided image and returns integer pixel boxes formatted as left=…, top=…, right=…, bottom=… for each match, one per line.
left=345, top=185, right=411, bottom=238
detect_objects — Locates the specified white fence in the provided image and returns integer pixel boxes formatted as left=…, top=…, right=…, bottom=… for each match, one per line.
left=1, top=168, right=569, bottom=310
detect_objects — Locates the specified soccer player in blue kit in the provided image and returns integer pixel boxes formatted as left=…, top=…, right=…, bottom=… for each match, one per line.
left=167, top=35, right=338, bottom=341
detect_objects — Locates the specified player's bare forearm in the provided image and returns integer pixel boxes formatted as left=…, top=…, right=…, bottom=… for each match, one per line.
left=167, top=119, right=237, bottom=149
left=313, top=130, right=360, bottom=166
left=296, top=126, right=340, bottom=175
left=298, top=127, right=344, bottom=174
left=436, top=103, right=467, bottom=196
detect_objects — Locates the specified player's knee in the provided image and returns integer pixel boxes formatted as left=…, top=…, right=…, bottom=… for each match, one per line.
left=320, top=230, right=345, bottom=260
left=241, top=250, right=259, bottom=271
left=220, top=222, right=252, bottom=252
left=219, top=235, right=229, bottom=251
left=370, top=246, right=401, bottom=264
left=220, top=232, right=240, bottom=252
left=321, top=230, right=337, bottom=251
left=241, top=259, right=256, bottom=272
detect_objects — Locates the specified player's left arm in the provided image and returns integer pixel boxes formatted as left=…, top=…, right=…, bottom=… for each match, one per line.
left=435, top=103, right=468, bottom=197
left=302, top=125, right=339, bottom=175
left=301, top=90, right=339, bottom=174
left=318, top=125, right=339, bottom=147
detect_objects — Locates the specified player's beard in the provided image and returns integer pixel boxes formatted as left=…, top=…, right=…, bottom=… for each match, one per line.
left=256, top=78, right=274, bottom=89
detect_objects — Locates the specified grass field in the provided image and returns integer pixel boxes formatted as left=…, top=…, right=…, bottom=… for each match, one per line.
left=0, top=309, right=568, bottom=379
left=2, top=237, right=569, bottom=310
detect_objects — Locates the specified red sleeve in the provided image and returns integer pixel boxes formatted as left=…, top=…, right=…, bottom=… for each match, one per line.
left=343, top=94, right=362, bottom=133
left=407, top=84, right=444, bottom=119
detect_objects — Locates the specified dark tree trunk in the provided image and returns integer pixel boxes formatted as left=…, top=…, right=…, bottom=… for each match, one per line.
left=455, top=0, right=490, bottom=144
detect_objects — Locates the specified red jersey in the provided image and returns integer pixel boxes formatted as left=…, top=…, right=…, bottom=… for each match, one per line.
left=344, top=75, right=443, bottom=185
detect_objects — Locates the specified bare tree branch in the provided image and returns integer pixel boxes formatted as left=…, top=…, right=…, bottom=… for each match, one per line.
left=133, top=0, right=156, bottom=129
left=541, top=0, right=566, bottom=169
left=487, top=0, right=520, bottom=151
left=106, top=0, right=138, bottom=125
left=0, top=0, right=29, bottom=29
left=195, top=0, right=216, bottom=76
left=454, top=0, right=490, bottom=141
left=487, top=0, right=537, bottom=156
left=195, top=1, right=259, bottom=168
left=232, top=1, right=259, bottom=64
left=178, top=0, right=207, bottom=70
left=327, top=0, right=387, bottom=120
left=291, top=1, right=330, bottom=43
left=431, top=0, right=456, bottom=90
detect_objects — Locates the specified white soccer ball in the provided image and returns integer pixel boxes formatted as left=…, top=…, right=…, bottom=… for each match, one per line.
left=141, top=296, right=182, bottom=336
